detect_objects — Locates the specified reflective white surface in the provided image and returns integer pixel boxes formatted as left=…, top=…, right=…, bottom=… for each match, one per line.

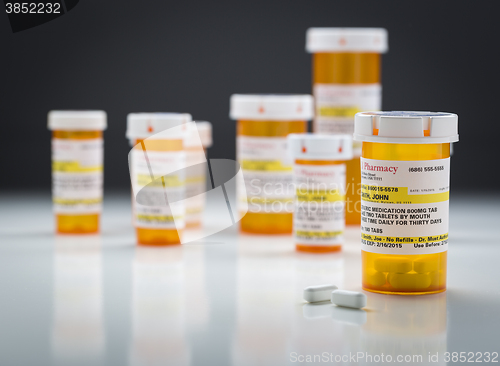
left=0, top=193, right=499, bottom=366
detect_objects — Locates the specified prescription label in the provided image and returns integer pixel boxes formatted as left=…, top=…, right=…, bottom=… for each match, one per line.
left=314, top=84, right=381, bottom=157
left=360, top=158, right=450, bottom=255
left=293, top=164, right=346, bottom=246
left=130, top=148, right=186, bottom=229
left=52, top=138, right=103, bottom=214
left=237, top=136, right=293, bottom=214
left=185, top=149, right=208, bottom=223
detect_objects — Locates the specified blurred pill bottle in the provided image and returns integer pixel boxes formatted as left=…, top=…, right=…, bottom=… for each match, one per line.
left=230, top=94, right=313, bottom=234
left=354, top=111, right=458, bottom=295
left=184, top=121, right=212, bottom=228
left=288, top=133, right=352, bottom=253
left=126, top=113, right=191, bottom=245
left=306, top=28, right=388, bottom=225
left=48, top=111, right=107, bottom=234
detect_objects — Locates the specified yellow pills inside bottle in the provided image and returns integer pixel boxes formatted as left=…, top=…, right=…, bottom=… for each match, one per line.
left=354, top=111, right=458, bottom=295
left=374, top=256, right=412, bottom=273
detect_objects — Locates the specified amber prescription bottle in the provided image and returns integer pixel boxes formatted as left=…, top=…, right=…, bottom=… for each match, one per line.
left=184, top=121, right=212, bottom=228
left=230, top=94, right=313, bottom=234
left=306, top=28, right=388, bottom=225
left=48, top=111, right=107, bottom=234
left=288, top=133, right=352, bottom=253
left=126, top=113, right=191, bottom=245
left=354, top=111, right=458, bottom=295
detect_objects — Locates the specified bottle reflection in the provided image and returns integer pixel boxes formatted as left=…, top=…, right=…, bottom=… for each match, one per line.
left=129, top=246, right=190, bottom=366
left=51, top=235, right=105, bottom=366
left=232, top=236, right=295, bottom=366
left=183, top=245, right=210, bottom=332
left=360, top=293, right=447, bottom=366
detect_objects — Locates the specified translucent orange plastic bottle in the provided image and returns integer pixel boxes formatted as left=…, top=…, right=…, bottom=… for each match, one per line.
left=185, top=121, right=212, bottom=228
left=306, top=28, right=388, bottom=225
left=48, top=111, right=107, bottom=234
left=230, top=94, right=313, bottom=234
left=288, top=134, right=352, bottom=253
left=127, top=113, right=191, bottom=245
left=354, top=112, right=458, bottom=295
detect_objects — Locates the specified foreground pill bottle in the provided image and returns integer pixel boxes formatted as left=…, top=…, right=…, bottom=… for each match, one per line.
left=306, top=28, right=388, bottom=225
left=48, top=111, right=107, bottom=234
left=185, top=121, right=212, bottom=227
left=230, top=94, right=313, bottom=234
left=288, top=133, right=352, bottom=252
left=354, top=111, right=459, bottom=295
left=126, top=113, right=191, bottom=245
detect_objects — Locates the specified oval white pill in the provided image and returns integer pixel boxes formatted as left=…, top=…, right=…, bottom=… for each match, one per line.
left=303, top=284, right=338, bottom=303
left=331, top=290, right=367, bottom=309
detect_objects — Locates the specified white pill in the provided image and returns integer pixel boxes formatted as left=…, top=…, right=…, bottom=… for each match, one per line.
left=331, top=290, right=367, bottom=309
left=303, top=284, right=338, bottom=303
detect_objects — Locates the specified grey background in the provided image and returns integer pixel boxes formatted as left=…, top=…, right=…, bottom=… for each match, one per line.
left=1, top=0, right=499, bottom=190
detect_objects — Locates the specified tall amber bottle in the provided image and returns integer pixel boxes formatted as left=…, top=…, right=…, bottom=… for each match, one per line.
left=306, top=28, right=388, bottom=225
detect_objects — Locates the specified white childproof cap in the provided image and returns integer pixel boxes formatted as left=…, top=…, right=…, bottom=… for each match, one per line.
left=126, top=112, right=192, bottom=141
left=306, top=28, right=388, bottom=53
left=354, top=111, right=459, bottom=144
left=230, top=94, right=314, bottom=121
left=185, top=121, right=213, bottom=149
left=127, top=114, right=193, bottom=187
left=288, top=133, right=353, bottom=161
left=48, top=110, right=107, bottom=130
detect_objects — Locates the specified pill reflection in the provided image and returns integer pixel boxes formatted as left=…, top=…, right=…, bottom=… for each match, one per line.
left=331, top=306, right=367, bottom=326
left=292, top=251, right=363, bottom=359
left=51, top=235, right=104, bottom=366
left=294, top=301, right=363, bottom=359
left=303, top=302, right=333, bottom=320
